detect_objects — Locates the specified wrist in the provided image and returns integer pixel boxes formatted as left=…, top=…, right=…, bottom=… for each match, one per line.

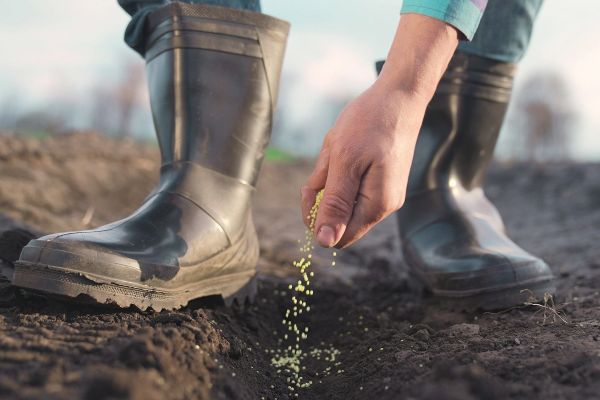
left=376, top=65, right=437, bottom=104
left=377, top=14, right=459, bottom=102
left=372, top=74, right=432, bottom=114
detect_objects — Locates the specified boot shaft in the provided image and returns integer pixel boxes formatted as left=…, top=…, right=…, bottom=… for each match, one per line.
left=144, top=3, right=289, bottom=187
left=407, top=52, right=515, bottom=194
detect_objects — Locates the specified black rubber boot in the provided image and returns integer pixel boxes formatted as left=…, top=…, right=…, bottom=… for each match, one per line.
left=379, top=52, right=555, bottom=311
left=13, top=3, right=289, bottom=310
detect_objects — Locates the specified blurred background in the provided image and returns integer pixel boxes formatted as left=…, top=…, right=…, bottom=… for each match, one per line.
left=0, top=0, right=599, bottom=162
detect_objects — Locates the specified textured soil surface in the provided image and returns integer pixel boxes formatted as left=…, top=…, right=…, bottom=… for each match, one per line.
left=1, top=133, right=600, bottom=399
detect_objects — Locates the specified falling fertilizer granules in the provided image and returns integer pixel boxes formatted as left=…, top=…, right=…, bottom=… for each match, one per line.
left=268, top=190, right=341, bottom=395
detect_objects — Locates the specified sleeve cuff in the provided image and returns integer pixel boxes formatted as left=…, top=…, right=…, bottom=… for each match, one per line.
left=400, top=0, right=486, bottom=41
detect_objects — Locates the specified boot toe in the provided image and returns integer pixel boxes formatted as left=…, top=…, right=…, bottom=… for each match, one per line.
left=405, top=212, right=554, bottom=294
left=431, top=254, right=553, bottom=295
left=18, top=232, right=152, bottom=285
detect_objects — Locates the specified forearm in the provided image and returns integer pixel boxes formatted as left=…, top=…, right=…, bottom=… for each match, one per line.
left=378, top=14, right=459, bottom=102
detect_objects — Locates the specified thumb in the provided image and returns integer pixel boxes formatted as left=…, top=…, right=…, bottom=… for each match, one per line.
left=314, top=158, right=363, bottom=247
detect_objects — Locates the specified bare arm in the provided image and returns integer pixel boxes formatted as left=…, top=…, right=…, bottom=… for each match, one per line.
left=301, top=14, right=459, bottom=248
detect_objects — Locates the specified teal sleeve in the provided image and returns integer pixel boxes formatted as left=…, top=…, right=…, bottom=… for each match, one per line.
left=400, top=0, right=487, bottom=40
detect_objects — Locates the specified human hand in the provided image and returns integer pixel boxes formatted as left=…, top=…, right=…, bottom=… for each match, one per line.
left=300, top=14, right=458, bottom=248
left=300, top=82, right=429, bottom=248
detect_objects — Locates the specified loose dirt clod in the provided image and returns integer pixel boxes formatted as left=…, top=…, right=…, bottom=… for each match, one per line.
left=269, top=189, right=340, bottom=394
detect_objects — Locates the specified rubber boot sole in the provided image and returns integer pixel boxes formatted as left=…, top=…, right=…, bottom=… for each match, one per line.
left=428, top=277, right=556, bottom=312
left=12, top=261, right=257, bottom=311
left=407, top=266, right=556, bottom=312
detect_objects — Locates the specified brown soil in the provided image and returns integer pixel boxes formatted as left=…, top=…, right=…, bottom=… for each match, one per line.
left=1, top=133, right=600, bottom=400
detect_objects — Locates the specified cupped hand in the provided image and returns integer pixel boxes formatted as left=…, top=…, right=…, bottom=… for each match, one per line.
left=300, top=81, right=430, bottom=248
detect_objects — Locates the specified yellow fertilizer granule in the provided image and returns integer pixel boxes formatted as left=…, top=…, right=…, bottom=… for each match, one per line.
left=268, top=189, right=341, bottom=396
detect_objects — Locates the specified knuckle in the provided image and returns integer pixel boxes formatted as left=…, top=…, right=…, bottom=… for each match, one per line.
left=396, top=194, right=406, bottom=209
left=317, top=146, right=329, bottom=163
left=333, top=154, right=363, bottom=181
left=395, top=187, right=407, bottom=209
left=306, top=168, right=325, bottom=187
left=385, top=195, right=404, bottom=214
left=368, top=199, right=387, bottom=220
left=368, top=208, right=388, bottom=225
left=331, top=140, right=353, bottom=157
left=320, top=193, right=354, bottom=220
left=371, top=189, right=405, bottom=216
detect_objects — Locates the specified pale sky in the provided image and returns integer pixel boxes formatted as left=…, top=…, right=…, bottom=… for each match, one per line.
left=1, top=0, right=599, bottom=160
